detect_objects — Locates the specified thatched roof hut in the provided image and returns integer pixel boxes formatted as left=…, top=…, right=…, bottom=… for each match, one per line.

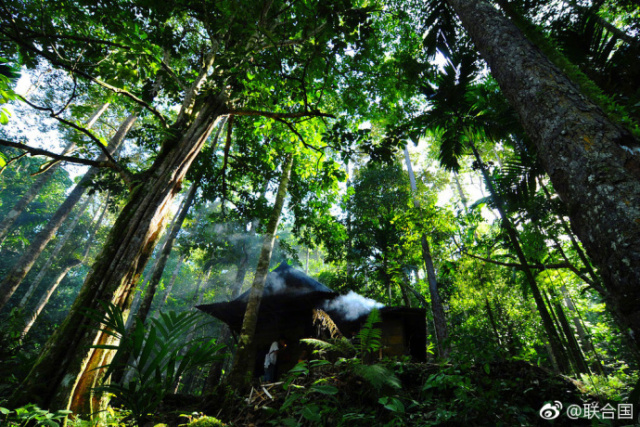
left=197, top=262, right=427, bottom=372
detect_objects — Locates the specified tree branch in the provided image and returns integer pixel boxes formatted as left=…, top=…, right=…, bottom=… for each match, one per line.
left=19, top=95, right=122, bottom=169
left=463, top=251, right=574, bottom=271
left=0, top=139, right=107, bottom=168
left=0, top=27, right=168, bottom=127
left=228, top=108, right=335, bottom=120
left=20, top=31, right=131, bottom=50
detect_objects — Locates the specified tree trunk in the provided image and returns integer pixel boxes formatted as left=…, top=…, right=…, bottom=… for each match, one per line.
left=469, top=140, right=570, bottom=372
left=16, top=193, right=96, bottom=310
left=548, top=289, right=590, bottom=374
left=446, top=0, right=640, bottom=346
left=227, top=153, right=294, bottom=390
left=0, top=103, right=109, bottom=246
left=10, top=94, right=228, bottom=414
left=20, top=194, right=111, bottom=339
left=0, top=112, right=137, bottom=312
left=452, top=173, right=468, bottom=210
left=403, top=146, right=449, bottom=358
left=173, top=271, right=209, bottom=393
left=125, top=191, right=188, bottom=331
left=160, top=253, right=186, bottom=308
left=485, top=296, right=504, bottom=351
left=203, top=244, right=252, bottom=392
left=136, top=182, right=198, bottom=324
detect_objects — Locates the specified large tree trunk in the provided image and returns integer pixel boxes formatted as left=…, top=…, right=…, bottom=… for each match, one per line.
left=469, top=141, right=570, bottom=372
left=446, top=0, right=640, bottom=345
left=227, top=153, right=294, bottom=390
left=403, top=146, right=449, bottom=358
left=0, top=112, right=137, bottom=311
left=0, top=103, right=109, bottom=247
left=20, top=194, right=111, bottom=339
left=124, top=192, right=188, bottom=331
left=10, top=94, right=228, bottom=414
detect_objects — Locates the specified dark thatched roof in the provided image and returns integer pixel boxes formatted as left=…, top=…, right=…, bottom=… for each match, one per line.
left=196, top=262, right=337, bottom=332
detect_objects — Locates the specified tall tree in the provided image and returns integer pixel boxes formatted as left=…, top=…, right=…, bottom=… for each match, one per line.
left=403, top=146, right=449, bottom=357
left=227, top=153, right=294, bottom=389
left=443, top=0, right=640, bottom=345
left=8, top=0, right=364, bottom=414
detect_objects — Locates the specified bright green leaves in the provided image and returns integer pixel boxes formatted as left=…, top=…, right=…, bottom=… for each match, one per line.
left=0, top=58, right=19, bottom=126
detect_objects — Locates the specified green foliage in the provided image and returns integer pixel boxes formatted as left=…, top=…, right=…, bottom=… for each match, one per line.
left=185, top=415, right=226, bottom=426
left=0, top=403, right=71, bottom=426
left=302, top=309, right=401, bottom=392
left=87, top=302, right=225, bottom=425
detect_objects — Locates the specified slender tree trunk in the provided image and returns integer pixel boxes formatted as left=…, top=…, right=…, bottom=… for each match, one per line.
left=452, top=173, right=468, bottom=210
left=403, top=146, right=449, bottom=358
left=21, top=195, right=110, bottom=339
left=469, top=141, right=570, bottom=372
left=485, top=297, right=504, bottom=351
left=10, top=94, right=228, bottom=414
left=548, top=289, right=590, bottom=374
left=160, top=254, right=186, bottom=307
left=17, top=193, right=96, bottom=310
left=540, top=181, right=602, bottom=287
left=0, top=112, right=137, bottom=311
left=560, top=285, right=605, bottom=374
left=446, top=0, right=640, bottom=346
left=204, top=245, right=252, bottom=392
left=0, top=103, right=109, bottom=246
left=173, top=270, right=210, bottom=393
left=227, top=153, right=294, bottom=390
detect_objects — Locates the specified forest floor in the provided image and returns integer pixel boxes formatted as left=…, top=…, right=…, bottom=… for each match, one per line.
left=153, top=360, right=616, bottom=426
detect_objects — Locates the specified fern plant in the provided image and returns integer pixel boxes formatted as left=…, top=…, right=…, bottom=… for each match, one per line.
left=302, top=309, right=400, bottom=391
left=86, top=302, right=225, bottom=425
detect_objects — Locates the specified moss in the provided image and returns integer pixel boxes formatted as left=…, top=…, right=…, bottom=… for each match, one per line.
left=188, top=416, right=226, bottom=427
left=500, top=1, right=640, bottom=139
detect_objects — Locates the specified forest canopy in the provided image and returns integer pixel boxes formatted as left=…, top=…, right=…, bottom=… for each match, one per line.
left=0, top=0, right=639, bottom=425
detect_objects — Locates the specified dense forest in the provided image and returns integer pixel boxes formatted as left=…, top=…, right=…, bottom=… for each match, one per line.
left=0, top=0, right=639, bottom=425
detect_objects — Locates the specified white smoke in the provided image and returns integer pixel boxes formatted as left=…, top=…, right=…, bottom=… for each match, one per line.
left=322, top=291, right=384, bottom=321
left=266, top=271, right=287, bottom=294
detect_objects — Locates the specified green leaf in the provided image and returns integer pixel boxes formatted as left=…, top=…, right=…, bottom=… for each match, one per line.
left=310, top=384, right=338, bottom=395
left=301, top=404, right=321, bottom=422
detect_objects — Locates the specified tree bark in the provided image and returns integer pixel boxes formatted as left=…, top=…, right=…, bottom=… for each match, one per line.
left=0, top=103, right=109, bottom=246
left=0, top=112, right=137, bottom=312
left=446, top=0, right=640, bottom=345
left=403, top=146, right=450, bottom=358
left=10, top=94, right=228, bottom=414
left=227, top=153, right=294, bottom=390
left=124, top=191, right=188, bottom=331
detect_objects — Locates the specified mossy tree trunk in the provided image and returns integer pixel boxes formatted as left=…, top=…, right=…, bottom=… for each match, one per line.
left=446, top=0, right=640, bottom=345
left=10, top=94, right=228, bottom=414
